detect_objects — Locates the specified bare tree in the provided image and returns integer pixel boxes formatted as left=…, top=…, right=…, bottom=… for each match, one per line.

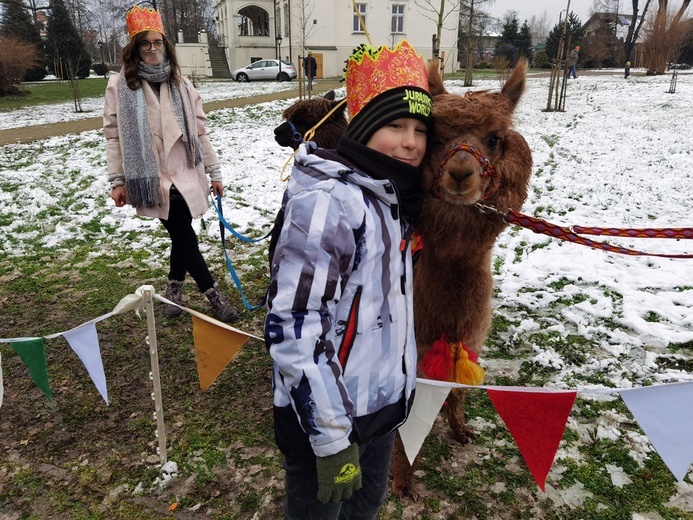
left=528, top=11, right=551, bottom=41
left=624, top=0, right=654, bottom=62
left=415, top=0, right=462, bottom=61
left=293, top=0, right=317, bottom=58
left=0, top=35, right=38, bottom=95
left=459, top=0, right=494, bottom=86
left=644, top=0, right=692, bottom=74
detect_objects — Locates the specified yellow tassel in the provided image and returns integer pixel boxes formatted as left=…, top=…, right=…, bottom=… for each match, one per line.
left=453, top=344, right=485, bottom=386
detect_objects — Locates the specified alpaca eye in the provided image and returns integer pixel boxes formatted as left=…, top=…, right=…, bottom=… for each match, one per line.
left=487, top=136, right=500, bottom=150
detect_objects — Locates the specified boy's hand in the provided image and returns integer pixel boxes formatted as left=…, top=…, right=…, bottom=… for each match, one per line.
left=316, top=443, right=362, bottom=503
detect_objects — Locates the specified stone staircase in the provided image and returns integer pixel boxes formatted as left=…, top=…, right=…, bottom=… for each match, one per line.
left=208, top=46, right=232, bottom=79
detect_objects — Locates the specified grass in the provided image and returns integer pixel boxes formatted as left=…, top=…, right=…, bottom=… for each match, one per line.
left=2, top=77, right=693, bottom=519
left=0, top=77, right=110, bottom=111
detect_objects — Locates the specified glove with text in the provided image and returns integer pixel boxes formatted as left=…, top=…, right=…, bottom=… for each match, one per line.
left=316, top=442, right=363, bottom=503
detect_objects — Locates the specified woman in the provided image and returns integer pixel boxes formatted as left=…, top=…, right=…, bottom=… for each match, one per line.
left=103, top=4, right=236, bottom=322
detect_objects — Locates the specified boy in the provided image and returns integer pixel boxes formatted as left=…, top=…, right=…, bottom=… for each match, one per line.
left=264, top=40, right=432, bottom=519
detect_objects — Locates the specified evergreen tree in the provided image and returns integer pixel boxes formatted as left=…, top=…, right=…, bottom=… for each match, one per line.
left=45, top=0, right=91, bottom=79
left=0, top=2, right=46, bottom=81
left=494, top=13, right=520, bottom=65
left=545, top=12, right=585, bottom=61
left=517, top=20, right=534, bottom=63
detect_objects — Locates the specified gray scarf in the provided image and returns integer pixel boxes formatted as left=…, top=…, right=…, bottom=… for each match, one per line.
left=118, top=61, right=202, bottom=208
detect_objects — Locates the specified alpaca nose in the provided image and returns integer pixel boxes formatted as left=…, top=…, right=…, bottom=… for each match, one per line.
left=447, top=152, right=479, bottom=182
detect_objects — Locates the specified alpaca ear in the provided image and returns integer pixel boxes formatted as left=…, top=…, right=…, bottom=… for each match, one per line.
left=323, top=90, right=336, bottom=101
left=332, top=98, right=348, bottom=116
left=427, top=60, right=446, bottom=97
left=501, top=58, right=527, bottom=111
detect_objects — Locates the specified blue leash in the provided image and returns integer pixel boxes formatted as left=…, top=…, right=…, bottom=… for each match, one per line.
left=211, top=193, right=269, bottom=310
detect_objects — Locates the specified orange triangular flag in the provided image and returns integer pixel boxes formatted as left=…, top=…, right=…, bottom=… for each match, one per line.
left=190, top=313, right=248, bottom=390
left=487, top=388, right=577, bottom=491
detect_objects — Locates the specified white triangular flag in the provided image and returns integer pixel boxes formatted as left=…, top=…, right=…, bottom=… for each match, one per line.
left=619, top=382, right=693, bottom=481
left=398, top=380, right=452, bottom=464
left=62, top=322, right=109, bottom=405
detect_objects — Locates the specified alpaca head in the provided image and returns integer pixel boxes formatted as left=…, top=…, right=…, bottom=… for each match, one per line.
left=423, top=59, right=532, bottom=210
left=274, top=90, right=348, bottom=149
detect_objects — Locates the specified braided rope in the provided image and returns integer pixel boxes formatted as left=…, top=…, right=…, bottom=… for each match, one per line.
left=571, top=226, right=693, bottom=239
left=505, top=210, right=693, bottom=259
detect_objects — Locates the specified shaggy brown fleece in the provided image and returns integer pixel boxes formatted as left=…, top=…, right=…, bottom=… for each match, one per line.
left=273, top=90, right=347, bottom=149
left=391, top=60, right=533, bottom=498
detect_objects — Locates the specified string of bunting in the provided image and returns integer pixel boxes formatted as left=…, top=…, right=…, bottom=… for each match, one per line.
left=1, top=286, right=692, bottom=489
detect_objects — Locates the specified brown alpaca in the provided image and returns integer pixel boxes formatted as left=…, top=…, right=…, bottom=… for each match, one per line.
left=391, top=60, right=533, bottom=498
left=273, top=90, right=347, bottom=149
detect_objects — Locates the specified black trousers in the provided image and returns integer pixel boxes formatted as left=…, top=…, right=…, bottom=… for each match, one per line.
left=159, top=186, right=215, bottom=292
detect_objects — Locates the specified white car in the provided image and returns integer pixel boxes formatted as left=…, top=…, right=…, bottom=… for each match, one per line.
left=231, top=59, right=297, bottom=82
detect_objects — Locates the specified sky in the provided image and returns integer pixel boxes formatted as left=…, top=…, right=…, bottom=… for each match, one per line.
left=1, top=71, right=693, bottom=500
left=486, top=0, right=594, bottom=26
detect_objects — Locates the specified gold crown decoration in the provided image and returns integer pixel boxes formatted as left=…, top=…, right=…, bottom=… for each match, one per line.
left=126, top=5, right=165, bottom=39
left=345, top=40, right=429, bottom=120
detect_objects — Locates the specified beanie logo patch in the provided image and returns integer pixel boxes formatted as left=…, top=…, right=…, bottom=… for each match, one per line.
left=403, top=89, right=431, bottom=117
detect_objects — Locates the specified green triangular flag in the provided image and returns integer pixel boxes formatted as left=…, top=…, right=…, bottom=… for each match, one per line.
left=10, top=338, right=52, bottom=403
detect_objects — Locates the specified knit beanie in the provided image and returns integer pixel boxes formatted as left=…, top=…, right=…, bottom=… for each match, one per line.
left=344, top=41, right=433, bottom=144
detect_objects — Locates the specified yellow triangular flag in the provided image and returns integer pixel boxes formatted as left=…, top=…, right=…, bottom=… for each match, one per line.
left=189, top=313, right=249, bottom=390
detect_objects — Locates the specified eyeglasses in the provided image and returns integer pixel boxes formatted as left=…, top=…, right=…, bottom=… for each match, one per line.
left=140, top=39, right=165, bottom=51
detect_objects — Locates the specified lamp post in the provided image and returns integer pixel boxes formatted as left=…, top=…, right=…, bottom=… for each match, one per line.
left=97, top=40, right=106, bottom=79
left=276, top=35, right=283, bottom=80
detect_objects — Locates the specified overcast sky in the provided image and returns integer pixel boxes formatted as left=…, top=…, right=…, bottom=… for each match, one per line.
left=485, top=0, right=595, bottom=26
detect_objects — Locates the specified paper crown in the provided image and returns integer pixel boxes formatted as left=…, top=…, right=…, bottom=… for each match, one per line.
left=345, top=40, right=429, bottom=120
left=126, top=5, right=165, bottom=39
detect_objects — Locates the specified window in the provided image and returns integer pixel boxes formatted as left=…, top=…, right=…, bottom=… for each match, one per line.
left=283, top=1, right=290, bottom=36
left=392, top=4, right=404, bottom=34
left=353, top=3, right=367, bottom=33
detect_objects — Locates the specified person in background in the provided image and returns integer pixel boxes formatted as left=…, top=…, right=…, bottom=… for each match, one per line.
left=625, top=60, right=631, bottom=79
left=265, top=40, right=433, bottom=519
left=103, top=4, right=237, bottom=322
left=568, top=45, right=580, bottom=79
left=303, top=51, right=318, bottom=89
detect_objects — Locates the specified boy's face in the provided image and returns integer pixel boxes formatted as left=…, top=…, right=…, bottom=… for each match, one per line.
left=365, top=118, right=427, bottom=168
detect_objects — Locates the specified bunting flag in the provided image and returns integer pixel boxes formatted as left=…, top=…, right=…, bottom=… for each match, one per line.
left=186, top=308, right=250, bottom=390
left=399, top=379, right=451, bottom=464
left=619, top=383, right=693, bottom=481
left=487, top=388, right=577, bottom=491
left=2, top=286, right=693, bottom=485
left=62, top=322, right=109, bottom=405
left=8, top=338, right=53, bottom=403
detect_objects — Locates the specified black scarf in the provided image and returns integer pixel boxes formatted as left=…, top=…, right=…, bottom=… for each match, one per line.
left=326, top=136, right=425, bottom=225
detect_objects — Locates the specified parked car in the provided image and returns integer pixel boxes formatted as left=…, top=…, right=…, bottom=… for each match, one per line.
left=231, top=59, right=297, bottom=82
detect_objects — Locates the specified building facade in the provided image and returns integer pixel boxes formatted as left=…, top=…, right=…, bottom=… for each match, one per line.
left=214, top=0, right=460, bottom=79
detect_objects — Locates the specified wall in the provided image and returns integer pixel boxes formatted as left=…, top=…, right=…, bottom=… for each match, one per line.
left=217, top=1, right=460, bottom=79
left=175, top=30, right=213, bottom=78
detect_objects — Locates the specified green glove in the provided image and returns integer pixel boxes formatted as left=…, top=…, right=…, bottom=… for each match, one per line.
left=316, top=442, right=363, bottom=503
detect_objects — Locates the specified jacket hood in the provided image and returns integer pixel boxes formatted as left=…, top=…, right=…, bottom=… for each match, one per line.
left=289, top=142, right=400, bottom=209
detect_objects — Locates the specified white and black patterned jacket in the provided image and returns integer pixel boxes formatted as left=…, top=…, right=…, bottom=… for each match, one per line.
left=265, top=141, right=417, bottom=459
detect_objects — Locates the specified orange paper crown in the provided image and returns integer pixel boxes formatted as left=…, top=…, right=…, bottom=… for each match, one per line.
left=345, top=40, right=429, bottom=120
left=126, top=5, right=165, bottom=39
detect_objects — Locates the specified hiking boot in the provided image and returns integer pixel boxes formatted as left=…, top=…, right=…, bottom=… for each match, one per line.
left=164, top=279, right=184, bottom=317
left=203, top=282, right=238, bottom=323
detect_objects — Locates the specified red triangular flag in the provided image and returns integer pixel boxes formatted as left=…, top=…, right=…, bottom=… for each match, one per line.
left=487, top=388, right=577, bottom=491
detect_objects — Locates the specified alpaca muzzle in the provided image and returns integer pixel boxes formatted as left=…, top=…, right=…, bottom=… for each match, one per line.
left=432, top=144, right=498, bottom=203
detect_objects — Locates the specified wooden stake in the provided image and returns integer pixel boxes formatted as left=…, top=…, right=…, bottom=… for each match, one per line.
left=144, top=287, right=167, bottom=466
